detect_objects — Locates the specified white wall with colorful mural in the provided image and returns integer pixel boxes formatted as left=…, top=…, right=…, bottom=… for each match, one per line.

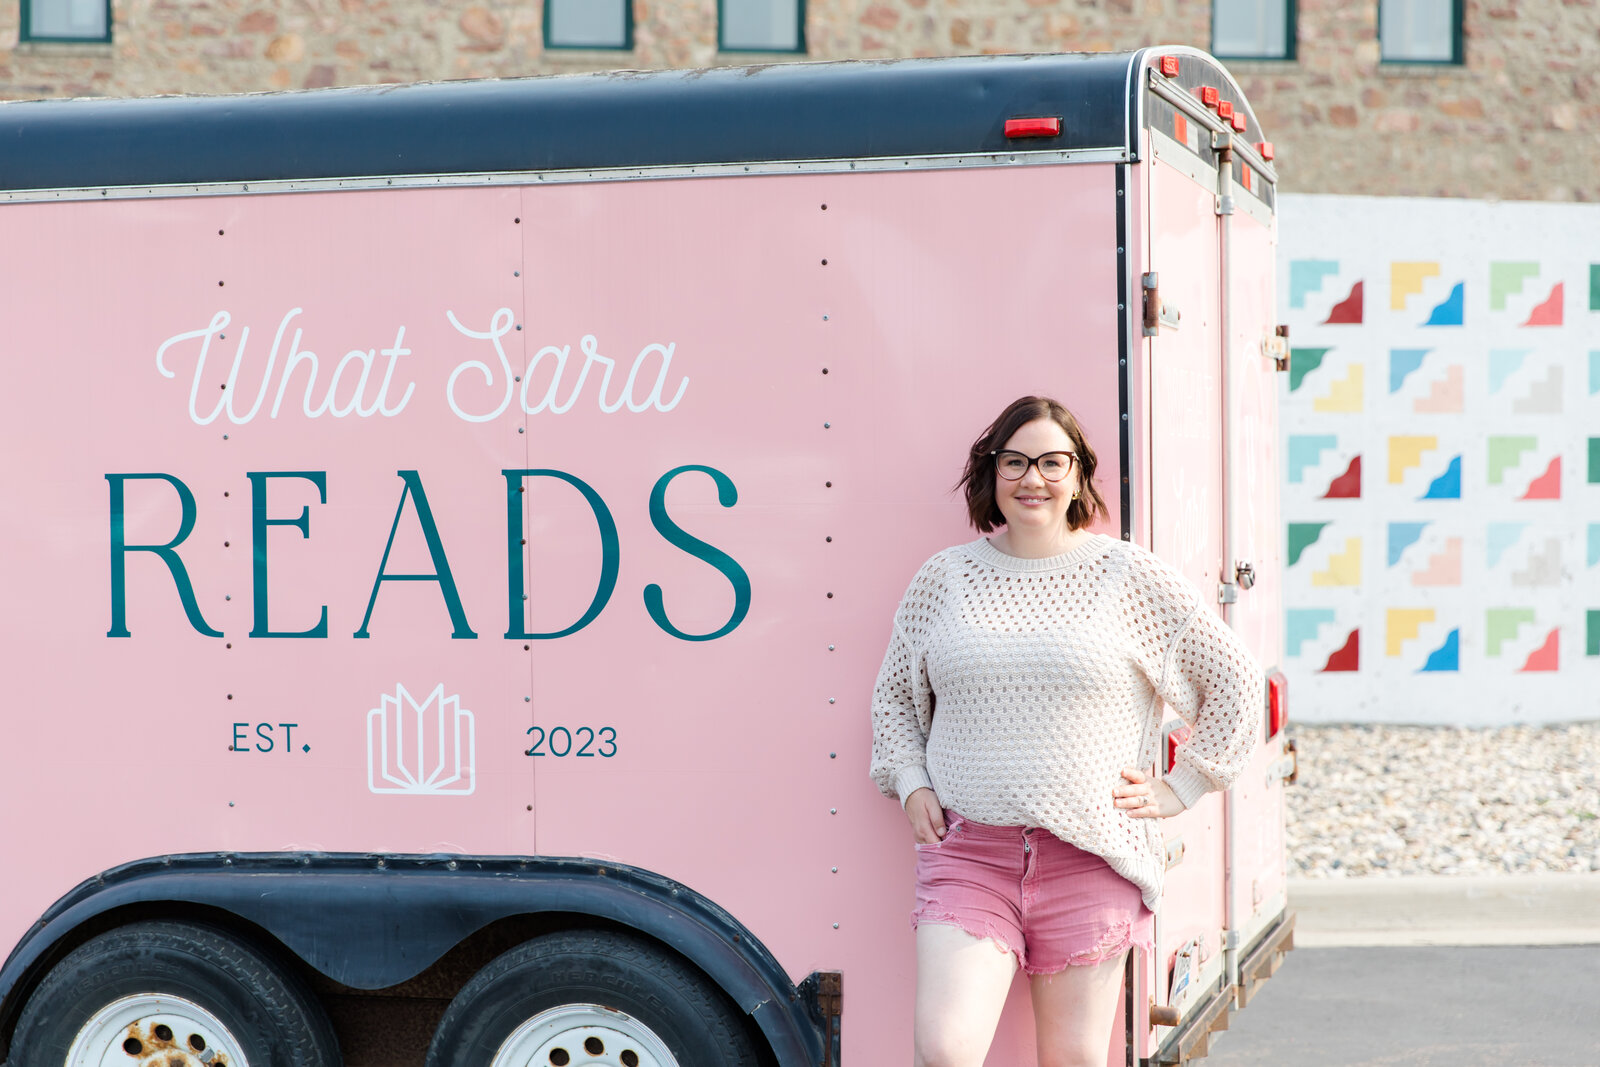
left=1278, top=194, right=1599, bottom=724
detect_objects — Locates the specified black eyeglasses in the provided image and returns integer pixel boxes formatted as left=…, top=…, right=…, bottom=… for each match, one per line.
left=991, top=450, right=1077, bottom=482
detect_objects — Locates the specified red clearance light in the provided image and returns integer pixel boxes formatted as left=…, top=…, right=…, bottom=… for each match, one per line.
left=1267, top=670, right=1288, bottom=737
left=1165, top=723, right=1192, bottom=774
left=1216, top=100, right=1234, bottom=120
left=1159, top=56, right=1180, bottom=77
left=1004, top=117, right=1062, bottom=139
left=1231, top=112, right=1247, bottom=132
left=1198, top=86, right=1220, bottom=108
left=1257, top=140, right=1275, bottom=161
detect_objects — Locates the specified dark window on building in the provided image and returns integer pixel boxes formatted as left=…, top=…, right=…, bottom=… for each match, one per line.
left=1379, top=0, right=1463, bottom=64
left=1212, top=0, right=1295, bottom=61
left=545, top=0, right=632, bottom=51
left=720, top=0, right=806, bottom=54
left=21, top=0, right=112, bottom=42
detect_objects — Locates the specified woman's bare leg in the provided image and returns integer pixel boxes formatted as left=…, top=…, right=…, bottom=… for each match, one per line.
left=1028, top=951, right=1128, bottom=1067
left=913, top=923, right=1019, bottom=1067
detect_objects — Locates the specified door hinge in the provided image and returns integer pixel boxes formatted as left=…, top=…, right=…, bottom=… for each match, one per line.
left=1264, top=324, right=1290, bottom=371
left=1142, top=272, right=1181, bottom=337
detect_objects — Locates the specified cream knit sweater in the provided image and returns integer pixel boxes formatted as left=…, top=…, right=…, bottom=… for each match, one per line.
left=869, top=534, right=1264, bottom=911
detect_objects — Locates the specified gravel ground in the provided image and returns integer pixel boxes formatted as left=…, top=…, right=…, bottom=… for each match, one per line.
left=1285, top=722, right=1600, bottom=878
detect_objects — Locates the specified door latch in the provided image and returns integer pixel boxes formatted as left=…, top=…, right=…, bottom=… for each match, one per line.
left=1266, top=738, right=1298, bottom=785
left=1235, top=561, right=1256, bottom=590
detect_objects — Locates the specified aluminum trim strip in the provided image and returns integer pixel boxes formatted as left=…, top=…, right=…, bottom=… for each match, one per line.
left=0, top=147, right=1131, bottom=204
left=1126, top=46, right=1148, bottom=162
left=1149, top=127, right=1218, bottom=189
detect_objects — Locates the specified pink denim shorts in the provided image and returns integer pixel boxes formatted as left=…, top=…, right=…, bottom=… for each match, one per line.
left=911, top=810, right=1155, bottom=975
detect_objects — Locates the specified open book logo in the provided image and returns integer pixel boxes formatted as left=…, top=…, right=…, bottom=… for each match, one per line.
left=366, top=684, right=476, bottom=796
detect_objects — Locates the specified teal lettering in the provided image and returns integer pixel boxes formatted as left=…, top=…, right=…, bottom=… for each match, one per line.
left=503, top=469, right=620, bottom=639
left=248, top=471, right=328, bottom=638
left=354, top=470, right=477, bottom=639
left=644, top=465, right=751, bottom=642
left=106, top=473, right=222, bottom=638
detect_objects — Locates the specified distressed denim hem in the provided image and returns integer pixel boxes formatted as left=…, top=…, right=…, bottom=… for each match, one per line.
left=910, top=913, right=1023, bottom=967
left=1020, top=918, right=1144, bottom=976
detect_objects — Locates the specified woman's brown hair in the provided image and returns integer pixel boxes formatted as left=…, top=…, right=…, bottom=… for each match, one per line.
left=955, top=396, right=1110, bottom=533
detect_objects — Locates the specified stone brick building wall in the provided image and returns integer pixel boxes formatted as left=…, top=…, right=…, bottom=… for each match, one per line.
left=1, top=1, right=1596, bottom=200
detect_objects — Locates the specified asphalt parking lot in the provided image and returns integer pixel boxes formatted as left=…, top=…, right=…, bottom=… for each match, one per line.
left=1203, top=944, right=1600, bottom=1067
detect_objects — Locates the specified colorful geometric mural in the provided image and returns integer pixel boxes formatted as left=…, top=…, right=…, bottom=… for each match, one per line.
left=1279, top=195, right=1600, bottom=724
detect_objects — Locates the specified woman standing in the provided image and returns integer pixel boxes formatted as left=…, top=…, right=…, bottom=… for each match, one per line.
left=869, top=395, right=1264, bottom=1067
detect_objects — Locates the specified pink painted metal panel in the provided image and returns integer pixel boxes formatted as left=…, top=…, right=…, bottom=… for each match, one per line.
left=0, top=163, right=1124, bottom=1064
left=1141, top=151, right=1231, bottom=1049
left=517, top=166, right=1125, bottom=1067
left=1220, top=205, right=1291, bottom=947
left=0, top=188, right=536, bottom=941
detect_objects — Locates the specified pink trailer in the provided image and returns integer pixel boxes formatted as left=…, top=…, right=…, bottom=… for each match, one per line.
left=0, top=48, right=1294, bottom=1067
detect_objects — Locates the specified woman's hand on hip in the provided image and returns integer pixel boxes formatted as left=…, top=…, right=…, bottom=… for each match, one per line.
left=904, top=787, right=948, bottom=844
left=1113, top=767, right=1184, bottom=819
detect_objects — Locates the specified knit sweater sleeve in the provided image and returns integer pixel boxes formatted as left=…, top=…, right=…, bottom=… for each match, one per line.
left=868, top=557, right=944, bottom=807
left=1123, top=546, right=1265, bottom=809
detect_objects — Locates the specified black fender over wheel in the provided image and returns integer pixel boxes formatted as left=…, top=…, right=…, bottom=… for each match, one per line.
left=426, top=929, right=761, bottom=1067
left=9, top=920, right=340, bottom=1067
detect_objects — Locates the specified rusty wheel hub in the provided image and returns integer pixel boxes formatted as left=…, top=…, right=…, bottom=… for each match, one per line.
left=66, top=994, right=244, bottom=1067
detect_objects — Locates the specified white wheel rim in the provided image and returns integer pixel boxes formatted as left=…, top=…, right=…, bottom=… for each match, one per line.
left=492, top=1004, right=679, bottom=1067
left=65, top=993, right=248, bottom=1067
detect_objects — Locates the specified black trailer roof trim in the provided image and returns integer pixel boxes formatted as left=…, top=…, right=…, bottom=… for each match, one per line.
left=1145, top=72, right=1277, bottom=184
left=0, top=52, right=1144, bottom=192
left=1138, top=46, right=1269, bottom=152
left=0, top=145, right=1133, bottom=203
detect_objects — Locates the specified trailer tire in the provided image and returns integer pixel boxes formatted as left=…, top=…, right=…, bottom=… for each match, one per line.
left=9, top=920, right=340, bottom=1067
left=425, top=929, right=760, bottom=1067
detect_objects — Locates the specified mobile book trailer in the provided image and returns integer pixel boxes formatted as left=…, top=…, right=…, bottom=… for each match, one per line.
left=0, top=48, right=1295, bottom=1067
